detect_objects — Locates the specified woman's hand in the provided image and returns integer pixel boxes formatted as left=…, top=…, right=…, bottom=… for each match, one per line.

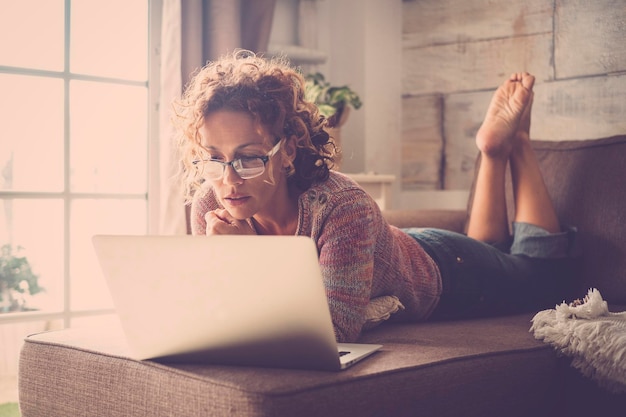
left=204, top=209, right=256, bottom=235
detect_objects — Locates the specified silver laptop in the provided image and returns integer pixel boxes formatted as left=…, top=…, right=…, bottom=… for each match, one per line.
left=92, top=234, right=382, bottom=371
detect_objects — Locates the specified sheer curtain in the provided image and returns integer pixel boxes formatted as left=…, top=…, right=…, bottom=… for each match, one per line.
left=158, top=0, right=276, bottom=234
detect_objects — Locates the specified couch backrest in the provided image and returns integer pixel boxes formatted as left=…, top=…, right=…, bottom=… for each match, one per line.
left=506, top=135, right=626, bottom=304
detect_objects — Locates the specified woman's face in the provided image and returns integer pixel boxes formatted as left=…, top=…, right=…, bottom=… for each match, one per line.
left=197, top=110, right=288, bottom=221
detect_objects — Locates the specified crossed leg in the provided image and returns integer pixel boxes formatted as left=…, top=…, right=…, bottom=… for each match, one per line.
left=466, top=72, right=560, bottom=243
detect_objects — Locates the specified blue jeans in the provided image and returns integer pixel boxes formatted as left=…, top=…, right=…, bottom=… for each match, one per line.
left=404, top=223, right=578, bottom=320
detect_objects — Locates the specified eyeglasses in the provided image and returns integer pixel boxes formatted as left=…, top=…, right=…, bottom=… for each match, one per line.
left=192, top=141, right=281, bottom=180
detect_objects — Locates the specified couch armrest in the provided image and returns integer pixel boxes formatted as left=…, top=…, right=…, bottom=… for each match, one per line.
left=382, top=209, right=468, bottom=234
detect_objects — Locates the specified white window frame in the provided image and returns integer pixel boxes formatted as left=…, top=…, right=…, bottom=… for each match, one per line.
left=0, top=0, right=161, bottom=328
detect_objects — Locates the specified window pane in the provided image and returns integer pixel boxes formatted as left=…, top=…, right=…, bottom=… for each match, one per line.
left=0, top=199, right=64, bottom=313
left=70, top=0, right=148, bottom=80
left=0, top=0, right=64, bottom=71
left=70, top=81, right=147, bottom=193
left=0, top=74, right=64, bottom=192
left=70, top=198, right=146, bottom=310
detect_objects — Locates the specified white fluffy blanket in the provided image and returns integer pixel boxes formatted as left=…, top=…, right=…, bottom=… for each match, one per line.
left=530, top=288, right=626, bottom=393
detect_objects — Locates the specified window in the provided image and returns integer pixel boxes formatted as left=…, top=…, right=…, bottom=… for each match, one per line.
left=0, top=0, right=159, bottom=403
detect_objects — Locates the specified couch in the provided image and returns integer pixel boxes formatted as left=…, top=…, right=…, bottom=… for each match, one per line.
left=18, top=135, right=626, bottom=416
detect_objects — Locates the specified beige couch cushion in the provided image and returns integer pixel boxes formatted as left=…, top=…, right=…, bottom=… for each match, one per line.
left=20, top=314, right=562, bottom=417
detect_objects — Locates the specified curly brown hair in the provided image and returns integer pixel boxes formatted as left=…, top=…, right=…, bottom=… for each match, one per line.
left=174, top=50, right=336, bottom=200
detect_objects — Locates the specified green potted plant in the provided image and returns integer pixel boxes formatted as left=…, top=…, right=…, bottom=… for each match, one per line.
left=0, top=244, right=43, bottom=313
left=304, top=72, right=362, bottom=128
left=304, top=73, right=362, bottom=169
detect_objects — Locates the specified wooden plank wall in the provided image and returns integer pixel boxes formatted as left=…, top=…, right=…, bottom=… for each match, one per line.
left=401, top=0, right=626, bottom=191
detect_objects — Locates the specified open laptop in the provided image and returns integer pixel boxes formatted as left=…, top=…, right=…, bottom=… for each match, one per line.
left=92, top=234, right=382, bottom=371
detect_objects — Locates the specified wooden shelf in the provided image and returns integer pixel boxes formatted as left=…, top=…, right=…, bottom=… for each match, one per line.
left=266, top=44, right=327, bottom=65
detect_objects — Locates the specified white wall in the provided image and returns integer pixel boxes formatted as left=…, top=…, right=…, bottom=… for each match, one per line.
left=300, top=0, right=405, bottom=206
left=326, top=0, right=403, bottom=179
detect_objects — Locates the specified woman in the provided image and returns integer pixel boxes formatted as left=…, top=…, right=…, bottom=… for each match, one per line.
left=175, top=50, right=575, bottom=342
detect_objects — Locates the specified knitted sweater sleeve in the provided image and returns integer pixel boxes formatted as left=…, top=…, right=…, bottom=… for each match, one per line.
left=189, top=187, right=221, bottom=235
left=310, top=189, right=380, bottom=343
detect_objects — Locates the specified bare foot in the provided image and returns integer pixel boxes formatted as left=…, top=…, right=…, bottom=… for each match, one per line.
left=476, top=72, right=535, bottom=158
left=513, top=88, right=533, bottom=146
